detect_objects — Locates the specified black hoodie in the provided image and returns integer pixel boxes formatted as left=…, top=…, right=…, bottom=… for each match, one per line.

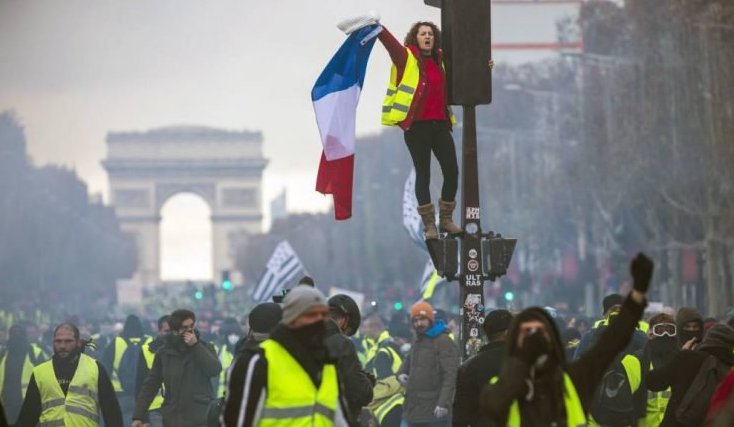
left=480, top=296, right=645, bottom=426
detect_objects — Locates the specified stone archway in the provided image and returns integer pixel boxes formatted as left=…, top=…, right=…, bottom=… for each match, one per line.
left=103, top=126, right=267, bottom=285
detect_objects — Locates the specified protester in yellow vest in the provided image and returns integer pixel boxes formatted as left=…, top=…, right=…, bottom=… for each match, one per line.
left=102, top=314, right=150, bottom=424
left=212, top=317, right=241, bottom=398
left=634, top=313, right=677, bottom=427
left=0, top=324, right=47, bottom=423
left=363, top=312, right=402, bottom=380
left=334, top=13, right=475, bottom=240
left=222, top=285, right=351, bottom=426
left=481, top=253, right=654, bottom=426
left=15, top=322, right=122, bottom=427
left=135, top=315, right=170, bottom=427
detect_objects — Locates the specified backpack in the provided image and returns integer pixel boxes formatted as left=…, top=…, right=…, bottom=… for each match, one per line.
left=675, top=354, right=730, bottom=426
left=590, top=354, right=638, bottom=426
left=118, top=337, right=144, bottom=393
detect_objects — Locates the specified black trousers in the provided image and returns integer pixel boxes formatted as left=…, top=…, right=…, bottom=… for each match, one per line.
left=404, top=120, right=459, bottom=205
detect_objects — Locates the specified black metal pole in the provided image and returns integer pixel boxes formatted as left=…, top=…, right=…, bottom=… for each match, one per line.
left=459, top=105, right=485, bottom=359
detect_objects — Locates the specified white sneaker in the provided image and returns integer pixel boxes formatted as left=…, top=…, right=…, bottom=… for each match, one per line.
left=337, top=11, right=381, bottom=34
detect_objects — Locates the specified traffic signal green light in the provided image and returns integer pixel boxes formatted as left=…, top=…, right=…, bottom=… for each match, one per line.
left=504, top=291, right=514, bottom=302
left=394, top=302, right=403, bottom=311
left=194, top=290, right=204, bottom=300
left=221, top=270, right=233, bottom=291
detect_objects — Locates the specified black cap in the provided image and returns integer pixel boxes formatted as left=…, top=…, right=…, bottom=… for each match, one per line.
left=248, top=303, right=283, bottom=334
left=483, top=309, right=513, bottom=337
left=602, top=294, right=624, bottom=314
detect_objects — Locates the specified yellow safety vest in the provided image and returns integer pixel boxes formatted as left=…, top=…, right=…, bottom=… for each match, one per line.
left=111, top=336, right=150, bottom=392
left=493, top=372, right=587, bottom=427
left=366, top=331, right=402, bottom=376
left=641, top=360, right=670, bottom=427
left=216, top=344, right=234, bottom=398
left=593, top=317, right=648, bottom=332
left=368, top=375, right=404, bottom=425
left=34, top=353, right=100, bottom=427
left=0, top=350, right=37, bottom=401
left=257, top=339, right=342, bottom=426
left=381, top=48, right=456, bottom=127
left=373, top=392, right=404, bottom=425
left=588, top=354, right=641, bottom=427
left=141, top=340, right=164, bottom=411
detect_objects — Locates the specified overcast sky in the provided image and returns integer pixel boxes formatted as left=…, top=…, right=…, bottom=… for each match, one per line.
left=0, top=0, right=578, bottom=279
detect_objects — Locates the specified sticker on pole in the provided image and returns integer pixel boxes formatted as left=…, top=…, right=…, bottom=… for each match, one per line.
left=470, top=328, right=479, bottom=338
left=466, top=207, right=480, bottom=220
left=467, top=259, right=479, bottom=272
left=468, top=249, right=478, bottom=259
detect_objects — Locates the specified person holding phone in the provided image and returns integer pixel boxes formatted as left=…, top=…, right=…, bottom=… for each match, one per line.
left=132, top=309, right=221, bottom=427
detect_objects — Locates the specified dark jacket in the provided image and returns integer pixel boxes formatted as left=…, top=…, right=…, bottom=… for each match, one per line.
left=325, top=319, right=375, bottom=424
left=481, top=295, right=646, bottom=426
left=453, top=340, right=507, bottom=427
left=133, top=334, right=221, bottom=427
left=222, top=323, right=352, bottom=427
left=401, top=323, right=460, bottom=423
left=648, top=325, right=734, bottom=427
left=15, top=354, right=123, bottom=427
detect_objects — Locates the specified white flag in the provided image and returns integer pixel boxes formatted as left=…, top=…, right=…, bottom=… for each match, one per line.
left=402, top=169, right=425, bottom=247
left=252, top=241, right=304, bottom=303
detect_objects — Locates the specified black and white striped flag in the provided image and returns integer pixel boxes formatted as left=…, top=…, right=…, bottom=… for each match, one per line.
left=252, top=241, right=304, bottom=303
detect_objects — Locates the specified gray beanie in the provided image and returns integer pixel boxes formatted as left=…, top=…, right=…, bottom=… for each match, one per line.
left=281, top=285, right=328, bottom=325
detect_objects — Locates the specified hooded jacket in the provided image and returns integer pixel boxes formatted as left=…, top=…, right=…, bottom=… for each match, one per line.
left=648, top=324, right=734, bottom=427
left=676, top=307, right=703, bottom=347
left=480, top=295, right=646, bottom=426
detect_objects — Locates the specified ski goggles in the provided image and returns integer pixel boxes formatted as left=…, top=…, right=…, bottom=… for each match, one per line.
left=651, top=322, right=677, bottom=337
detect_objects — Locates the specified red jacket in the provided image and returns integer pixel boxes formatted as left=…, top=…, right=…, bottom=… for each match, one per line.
left=377, top=27, right=450, bottom=130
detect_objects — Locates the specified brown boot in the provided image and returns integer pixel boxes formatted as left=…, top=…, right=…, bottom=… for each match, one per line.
left=438, top=199, right=463, bottom=235
left=417, top=203, right=439, bottom=240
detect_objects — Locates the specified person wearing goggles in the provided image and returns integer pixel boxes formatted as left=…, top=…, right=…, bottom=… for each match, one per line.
left=651, top=322, right=677, bottom=337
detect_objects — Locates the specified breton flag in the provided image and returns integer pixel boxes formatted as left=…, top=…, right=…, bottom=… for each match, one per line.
left=419, top=257, right=444, bottom=300
left=402, top=168, right=426, bottom=248
left=252, top=241, right=304, bottom=303
left=313, top=24, right=382, bottom=220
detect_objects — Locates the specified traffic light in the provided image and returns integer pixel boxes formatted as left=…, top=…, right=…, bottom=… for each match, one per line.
left=194, top=290, right=204, bottom=300
left=503, top=291, right=514, bottom=302
left=394, top=301, right=404, bottom=311
left=221, top=270, right=233, bottom=291
left=441, top=0, right=493, bottom=105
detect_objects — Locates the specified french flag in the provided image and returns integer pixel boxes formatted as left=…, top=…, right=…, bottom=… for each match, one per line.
left=312, top=24, right=382, bottom=220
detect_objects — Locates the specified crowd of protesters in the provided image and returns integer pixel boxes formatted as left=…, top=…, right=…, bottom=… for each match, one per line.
left=3, top=253, right=734, bottom=426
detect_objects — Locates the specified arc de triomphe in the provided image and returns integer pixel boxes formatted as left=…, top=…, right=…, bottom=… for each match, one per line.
left=103, top=126, right=267, bottom=285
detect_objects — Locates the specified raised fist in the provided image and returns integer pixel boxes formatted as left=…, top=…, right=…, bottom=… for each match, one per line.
left=630, top=253, right=654, bottom=293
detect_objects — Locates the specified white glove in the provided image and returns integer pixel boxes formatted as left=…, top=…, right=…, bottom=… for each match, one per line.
left=337, top=11, right=381, bottom=34
left=434, top=406, right=449, bottom=419
left=397, top=373, right=409, bottom=386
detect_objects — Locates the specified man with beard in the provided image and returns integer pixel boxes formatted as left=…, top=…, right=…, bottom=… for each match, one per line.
left=0, top=324, right=47, bottom=423
left=222, top=285, right=351, bottom=426
left=636, top=313, right=678, bottom=427
left=132, top=309, right=222, bottom=427
left=480, top=253, right=653, bottom=427
left=675, top=307, right=703, bottom=350
left=399, top=301, right=459, bottom=427
left=15, top=322, right=123, bottom=427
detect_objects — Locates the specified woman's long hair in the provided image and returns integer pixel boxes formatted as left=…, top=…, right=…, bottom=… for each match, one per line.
left=404, top=21, right=441, bottom=55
